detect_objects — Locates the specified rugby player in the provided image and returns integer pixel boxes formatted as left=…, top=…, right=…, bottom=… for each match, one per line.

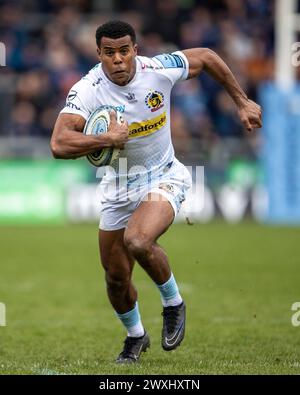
left=50, top=20, right=262, bottom=363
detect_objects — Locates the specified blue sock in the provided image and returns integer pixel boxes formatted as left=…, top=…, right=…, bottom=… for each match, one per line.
left=115, top=302, right=145, bottom=337
left=156, top=273, right=183, bottom=307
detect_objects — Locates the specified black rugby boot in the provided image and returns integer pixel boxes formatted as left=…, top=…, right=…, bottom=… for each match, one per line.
left=116, top=332, right=150, bottom=363
left=161, top=302, right=186, bottom=351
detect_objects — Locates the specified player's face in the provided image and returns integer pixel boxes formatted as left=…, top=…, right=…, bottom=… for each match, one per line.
left=97, top=35, right=137, bottom=86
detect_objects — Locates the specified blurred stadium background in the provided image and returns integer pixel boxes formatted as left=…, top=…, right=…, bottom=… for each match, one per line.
left=1, top=0, right=300, bottom=375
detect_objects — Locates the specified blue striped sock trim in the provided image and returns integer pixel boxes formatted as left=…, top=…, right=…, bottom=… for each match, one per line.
left=116, top=302, right=141, bottom=329
left=156, top=273, right=179, bottom=301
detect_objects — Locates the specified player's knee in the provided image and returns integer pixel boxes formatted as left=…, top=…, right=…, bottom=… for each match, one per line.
left=124, top=232, right=153, bottom=259
left=105, top=270, right=131, bottom=294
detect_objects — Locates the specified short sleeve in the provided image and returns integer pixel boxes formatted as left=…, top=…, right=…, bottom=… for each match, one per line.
left=152, top=51, right=189, bottom=86
left=60, top=78, right=95, bottom=120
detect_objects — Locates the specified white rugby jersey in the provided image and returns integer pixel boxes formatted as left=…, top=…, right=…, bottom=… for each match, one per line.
left=60, top=51, right=189, bottom=184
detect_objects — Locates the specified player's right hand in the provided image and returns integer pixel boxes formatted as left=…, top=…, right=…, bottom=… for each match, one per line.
left=107, top=111, right=129, bottom=149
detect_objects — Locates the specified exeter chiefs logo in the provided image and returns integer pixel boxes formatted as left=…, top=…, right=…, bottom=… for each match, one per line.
left=145, top=90, right=164, bottom=112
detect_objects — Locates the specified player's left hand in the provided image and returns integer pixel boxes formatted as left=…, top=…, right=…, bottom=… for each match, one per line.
left=238, top=99, right=262, bottom=132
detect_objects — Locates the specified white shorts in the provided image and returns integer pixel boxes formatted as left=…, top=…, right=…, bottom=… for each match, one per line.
left=99, top=159, right=192, bottom=231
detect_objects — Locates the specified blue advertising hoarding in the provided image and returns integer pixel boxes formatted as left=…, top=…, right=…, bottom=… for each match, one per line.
left=260, top=83, right=300, bottom=223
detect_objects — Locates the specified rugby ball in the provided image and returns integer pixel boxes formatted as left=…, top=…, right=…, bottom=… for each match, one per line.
left=83, top=105, right=123, bottom=167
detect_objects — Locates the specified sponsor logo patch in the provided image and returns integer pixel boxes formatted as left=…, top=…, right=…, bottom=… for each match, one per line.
left=145, top=90, right=164, bottom=112
left=66, top=102, right=81, bottom=110
left=129, top=111, right=166, bottom=138
left=159, top=183, right=175, bottom=195
left=67, top=90, right=77, bottom=101
left=153, top=53, right=185, bottom=69
left=92, top=77, right=103, bottom=87
left=125, top=92, right=137, bottom=102
left=141, top=62, right=163, bottom=71
left=115, top=105, right=126, bottom=113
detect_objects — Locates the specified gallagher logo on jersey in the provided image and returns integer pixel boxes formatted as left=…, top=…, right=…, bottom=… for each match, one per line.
left=145, top=90, right=164, bottom=112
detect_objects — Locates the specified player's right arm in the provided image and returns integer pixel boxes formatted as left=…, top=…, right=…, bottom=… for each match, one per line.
left=50, top=112, right=128, bottom=159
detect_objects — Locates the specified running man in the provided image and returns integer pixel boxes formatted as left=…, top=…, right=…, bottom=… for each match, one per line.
left=51, top=20, right=262, bottom=363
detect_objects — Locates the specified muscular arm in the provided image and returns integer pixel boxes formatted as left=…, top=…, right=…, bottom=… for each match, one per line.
left=182, top=48, right=262, bottom=131
left=50, top=112, right=128, bottom=159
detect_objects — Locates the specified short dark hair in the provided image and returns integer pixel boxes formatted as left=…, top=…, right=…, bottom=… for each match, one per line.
left=95, top=20, right=136, bottom=47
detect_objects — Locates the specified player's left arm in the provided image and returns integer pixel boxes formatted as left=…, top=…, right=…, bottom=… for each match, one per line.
left=182, top=48, right=262, bottom=131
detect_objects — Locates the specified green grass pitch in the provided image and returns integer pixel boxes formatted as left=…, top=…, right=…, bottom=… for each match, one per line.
left=0, top=221, right=300, bottom=375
